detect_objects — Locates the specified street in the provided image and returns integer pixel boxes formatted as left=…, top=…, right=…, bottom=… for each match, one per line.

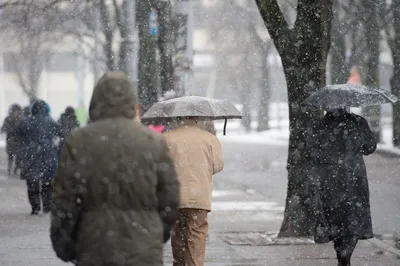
left=0, top=136, right=399, bottom=265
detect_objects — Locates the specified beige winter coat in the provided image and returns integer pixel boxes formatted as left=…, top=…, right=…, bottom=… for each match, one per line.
left=164, top=121, right=224, bottom=211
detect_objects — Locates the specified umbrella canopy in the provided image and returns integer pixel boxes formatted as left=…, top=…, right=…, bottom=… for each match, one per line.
left=304, top=84, right=399, bottom=109
left=141, top=96, right=242, bottom=135
left=142, top=96, right=242, bottom=120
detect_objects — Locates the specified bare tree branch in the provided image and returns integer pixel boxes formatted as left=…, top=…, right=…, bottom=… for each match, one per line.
left=255, top=0, right=292, bottom=52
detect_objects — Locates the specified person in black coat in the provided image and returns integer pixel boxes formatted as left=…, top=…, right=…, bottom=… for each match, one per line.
left=57, top=106, right=79, bottom=155
left=1, top=104, right=22, bottom=175
left=312, top=108, right=377, bottom=266
left=17, top=106, right=32, bottom=180
left=16, top=100, right=61, bottom=215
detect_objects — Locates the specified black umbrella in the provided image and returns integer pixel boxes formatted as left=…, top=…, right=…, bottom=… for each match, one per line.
left=141, top=96, right=242, bottom=135
left=304, top=84, right=399, bottom=109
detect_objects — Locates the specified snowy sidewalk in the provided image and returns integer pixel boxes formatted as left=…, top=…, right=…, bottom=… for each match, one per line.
left=1, top=174, right=399, bottom=265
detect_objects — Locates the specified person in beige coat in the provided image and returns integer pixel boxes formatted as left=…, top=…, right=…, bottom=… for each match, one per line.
left=164, top=118, right=224, bottom=266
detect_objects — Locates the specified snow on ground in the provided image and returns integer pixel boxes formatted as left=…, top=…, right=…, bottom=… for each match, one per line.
left=218, top=129, right=289, bottom=146
left=215, top=119, right=289, bottom=146
left=378, top=143, right=400, bottom=156
left=217, top=119, right=400, bottom=156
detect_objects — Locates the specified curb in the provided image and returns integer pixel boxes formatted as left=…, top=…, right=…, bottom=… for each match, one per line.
left=367, top=238, right=400, bottom=257
left=220, top=231, right=400, bottom=256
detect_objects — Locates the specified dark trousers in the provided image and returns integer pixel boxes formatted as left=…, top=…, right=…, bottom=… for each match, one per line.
left=7, top=152, right=18, bottom=175
left=333, top=236, right=358, bottom=266
left=26, top=179, right=52, bottom=213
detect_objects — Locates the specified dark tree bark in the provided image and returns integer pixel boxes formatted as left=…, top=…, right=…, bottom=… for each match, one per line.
left=389, top=1, right=400, bottom=146
left=156, top=0, right=175, bottom=95
left=330, top=0, right=366, bottom=84
left=362, top=0, right=381, bottom=140
left=137, top=0, right=158, bottom=113
left=257, top=43, right=272, bottom=132
left=330, top=0, right=348, bottom=84
left=239, top=82, right=252, bottom=132
left=116, top=0, right=128, bottom=72
left=99, top=0, right=116, bottom=71
left=256, top=0, right=333, bottom=237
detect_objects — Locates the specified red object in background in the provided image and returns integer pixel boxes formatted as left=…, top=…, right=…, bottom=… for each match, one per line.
left=148, top=125, right=165, bottom=133
left=347, top=66, right=362, bottom=85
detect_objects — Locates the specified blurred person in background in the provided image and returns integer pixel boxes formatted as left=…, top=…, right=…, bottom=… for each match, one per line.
left=16, top=100, right=61, bottom=215
left=22, top=106, right=31, bottom=117
left=57, top=106, right=80, bottom=155
left=1, top=104, right=22, bottom=176
left=17, top=106, right=32, bottom=180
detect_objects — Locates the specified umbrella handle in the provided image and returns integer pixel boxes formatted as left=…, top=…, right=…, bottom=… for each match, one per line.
left=223, top=118, right=227, bottom=135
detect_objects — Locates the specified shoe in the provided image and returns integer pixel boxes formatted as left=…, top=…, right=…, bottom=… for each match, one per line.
left=30, top=210, right=40, bottom=216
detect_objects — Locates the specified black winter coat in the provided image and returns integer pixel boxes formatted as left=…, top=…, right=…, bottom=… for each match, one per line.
left=312, top=111, right=377, bottom=243
left=16, top=103, right=61, bottom=183
left=1, top=116, right=21, bottom=154
left=58, top=113, right=79, bottom=154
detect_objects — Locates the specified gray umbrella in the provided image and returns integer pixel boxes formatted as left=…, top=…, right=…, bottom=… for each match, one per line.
left=141, top=96, right=242, bottom=135
left=304, top=84, right=399, bottom=109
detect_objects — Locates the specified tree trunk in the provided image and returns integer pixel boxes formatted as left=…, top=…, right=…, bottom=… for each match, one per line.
left=156, top=0, right=175, bottom=95
left=257, top=47, right=271, bottom=131
left=278, top=58, right=324, bottom=237
left=28, top=61, right=41, bottom=102
left=391, top=1, right=400, bottom=147
left=391, top=67, right=400, bottom=147
left=280, top=6, right=332, bottom=237
left=137, top=0, right=158, bottom=113
left=362, top=0, right=381, bottom=141
left=241, top=88, right=252, bottom=132
left=330, top=0, right=348, bottom=84
left=256, top=0, right=333, bottom=237
left=99, top=0, right=116, bottom=71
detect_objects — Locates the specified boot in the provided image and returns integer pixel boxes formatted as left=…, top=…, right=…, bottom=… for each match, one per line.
left=338, top=257, right=351, bottom=266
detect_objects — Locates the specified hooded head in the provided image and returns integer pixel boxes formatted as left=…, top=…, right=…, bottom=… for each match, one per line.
left=9, top=104, right=22, bottom=116
left=89, top=72, right=136, bottom=122
left=23, top=106, right=31, bottom=117
left=65, top=106, right=75, bottom=116
left=31, top=100, right=50, bottom=116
